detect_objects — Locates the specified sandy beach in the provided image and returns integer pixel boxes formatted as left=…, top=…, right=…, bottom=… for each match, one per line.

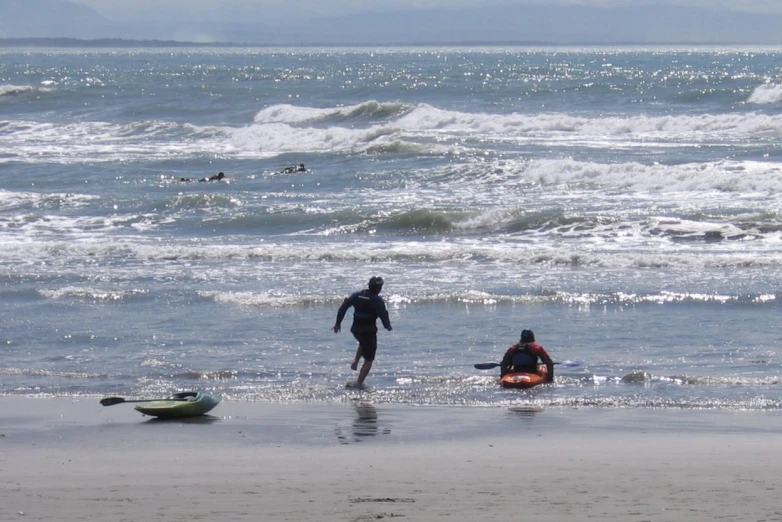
left=2, top=397, right=781, bottom=521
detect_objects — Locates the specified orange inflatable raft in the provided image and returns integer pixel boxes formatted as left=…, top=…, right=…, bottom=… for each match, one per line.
left=500, top=364, right=549, bottom=389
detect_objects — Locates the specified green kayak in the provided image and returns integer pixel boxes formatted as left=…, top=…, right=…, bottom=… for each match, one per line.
left=134, top=391, right=220, bottom=419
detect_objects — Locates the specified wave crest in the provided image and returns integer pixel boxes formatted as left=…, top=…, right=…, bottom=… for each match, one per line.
left=747, top=84, right=782, bottom=104
left=38, top=287, right=149, bottom=301
left=252, top=100, right=413, bottom=125
left=0, top=84, right=37, bottom=96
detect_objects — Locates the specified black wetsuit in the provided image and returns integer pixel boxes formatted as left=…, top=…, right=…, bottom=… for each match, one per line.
left=335, top=289, right=392, bottom=360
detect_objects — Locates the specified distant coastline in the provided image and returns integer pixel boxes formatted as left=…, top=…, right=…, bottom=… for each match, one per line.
left=0, top=37, right=767, bottom=49
left=0, top=38, right=246, bottom=48
left=0, top=37, right=553, bottom=48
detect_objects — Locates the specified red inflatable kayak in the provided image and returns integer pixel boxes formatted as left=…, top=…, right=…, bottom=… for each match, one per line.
left=500, top=365, right=549, bottom=389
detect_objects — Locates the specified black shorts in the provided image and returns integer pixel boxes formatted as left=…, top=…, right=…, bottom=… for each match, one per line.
left=351, top=331, right=378, bottom=361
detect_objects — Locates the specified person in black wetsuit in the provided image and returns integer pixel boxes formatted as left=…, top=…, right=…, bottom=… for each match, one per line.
left=201, top=172, right=225, bottom=182
left=179, top=172, right=226, bottom=182
left=282, top=163, right=307, bottom=173
left=332, top=276, right=393, bottom=387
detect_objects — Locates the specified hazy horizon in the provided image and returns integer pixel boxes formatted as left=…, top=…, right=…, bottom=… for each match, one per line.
left=4, top=0, right=782, bottom=45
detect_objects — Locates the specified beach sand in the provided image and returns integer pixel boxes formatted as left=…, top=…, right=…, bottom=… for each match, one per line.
left=2, top=397, right=781, bottom=521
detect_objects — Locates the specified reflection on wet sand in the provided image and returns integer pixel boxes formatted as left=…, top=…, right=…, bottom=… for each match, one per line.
left=336, top=403, right=391, bottom=444
left=144, top=414, right=221, bottom=424
left=508, top=406, right=544, bottom=418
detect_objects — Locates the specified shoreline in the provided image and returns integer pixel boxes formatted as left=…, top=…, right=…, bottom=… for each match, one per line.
left=3, top=398, right=782, bottom=521
left=3, top=396, right=782, bottom=444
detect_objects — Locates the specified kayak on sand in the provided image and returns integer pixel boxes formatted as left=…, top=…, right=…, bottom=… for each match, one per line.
left=133, top=391, right=221, bottom=419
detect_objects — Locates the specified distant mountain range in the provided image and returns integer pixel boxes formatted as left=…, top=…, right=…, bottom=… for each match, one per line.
left=0, top=0, right=115, bottom=39
left=3, top=0, right=782, bottom=45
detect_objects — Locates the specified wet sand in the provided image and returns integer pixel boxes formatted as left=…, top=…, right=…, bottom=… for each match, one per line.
left=2, top=397, right=781, bottom=521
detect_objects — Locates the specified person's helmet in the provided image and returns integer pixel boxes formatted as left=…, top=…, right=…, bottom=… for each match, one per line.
left=520, top=329, right=535, bottom=343
left=368, top=276, right=384, bottom=289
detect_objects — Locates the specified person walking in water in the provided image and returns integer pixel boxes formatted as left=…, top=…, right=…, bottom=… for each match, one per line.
left=332, top=276, right=392, bottom=388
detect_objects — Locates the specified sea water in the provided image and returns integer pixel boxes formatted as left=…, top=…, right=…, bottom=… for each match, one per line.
left=1, top=46, right=781, bottom=410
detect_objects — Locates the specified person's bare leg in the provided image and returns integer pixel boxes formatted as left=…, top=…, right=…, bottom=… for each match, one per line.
left=350, top=346, right=361, bottom=371
left=356, top=359, right=373, bottom=386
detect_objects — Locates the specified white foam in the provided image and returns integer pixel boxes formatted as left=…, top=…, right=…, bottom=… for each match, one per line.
left=38, top=287, right=148, bottom=301
left=252, top=101, right=411, bottom=124
left=0, top=189, right=99, bottom=211
left=0, top=120, right=239, bottom=164
left=4, top=101, right=782, bottom=163
left=254, top=104, right=344, bottom=124
left=747, top=84, right=782, bottom=104
left=237, top=102, right=782, bottom=156
left=1, top=234, right=780, bottom=273
left=518, top=158, right=782, bottom=193
left=393, top=104, right=782, bottom=139
left=0, top=84, right=36, bottom=96
left=198, top=290, right=320, bottom=307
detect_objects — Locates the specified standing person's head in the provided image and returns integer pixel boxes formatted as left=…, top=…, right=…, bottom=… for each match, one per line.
left=520, top=329, right=535, bottom=343
left=368, top=276, right=384, bottom=294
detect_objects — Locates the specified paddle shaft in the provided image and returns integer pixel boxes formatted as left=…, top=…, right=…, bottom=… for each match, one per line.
left=100, top=397, right=190, bottom=406
left=117, top=398, right=188, bottom=403
left=474, top=361, right=578, bottom=370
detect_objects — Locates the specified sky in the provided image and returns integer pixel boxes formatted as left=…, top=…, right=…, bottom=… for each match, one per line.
left=6, top=0, right=782, bottom=44
left=68, top=0, right=782, bottom=23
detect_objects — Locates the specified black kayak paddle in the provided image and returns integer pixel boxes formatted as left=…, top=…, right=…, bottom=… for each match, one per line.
left=474, top=361, right=581, bottom=370
left=99, top=396, right=190, bottom=407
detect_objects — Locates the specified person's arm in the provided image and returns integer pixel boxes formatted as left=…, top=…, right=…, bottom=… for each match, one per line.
left=500, top=345, right=515, bottom=377
left=332, top=295, right=354, bottom=332
left=537, top=345, right=555, bottom=382
left=374, top=297, right=392, bottom=331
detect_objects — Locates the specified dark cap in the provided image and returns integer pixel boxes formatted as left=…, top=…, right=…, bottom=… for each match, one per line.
left=520, top=329, right=535, bottom=343
left=368, top=276, right=384, bottom=288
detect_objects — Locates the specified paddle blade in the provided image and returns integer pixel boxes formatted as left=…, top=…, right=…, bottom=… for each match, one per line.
left=99, top=397, right=126, bottom=406
left=474, top=362, right=501, bottom=370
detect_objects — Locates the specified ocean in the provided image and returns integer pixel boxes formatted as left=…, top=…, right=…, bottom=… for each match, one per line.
left=1, top=45, right=781, bottom=411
